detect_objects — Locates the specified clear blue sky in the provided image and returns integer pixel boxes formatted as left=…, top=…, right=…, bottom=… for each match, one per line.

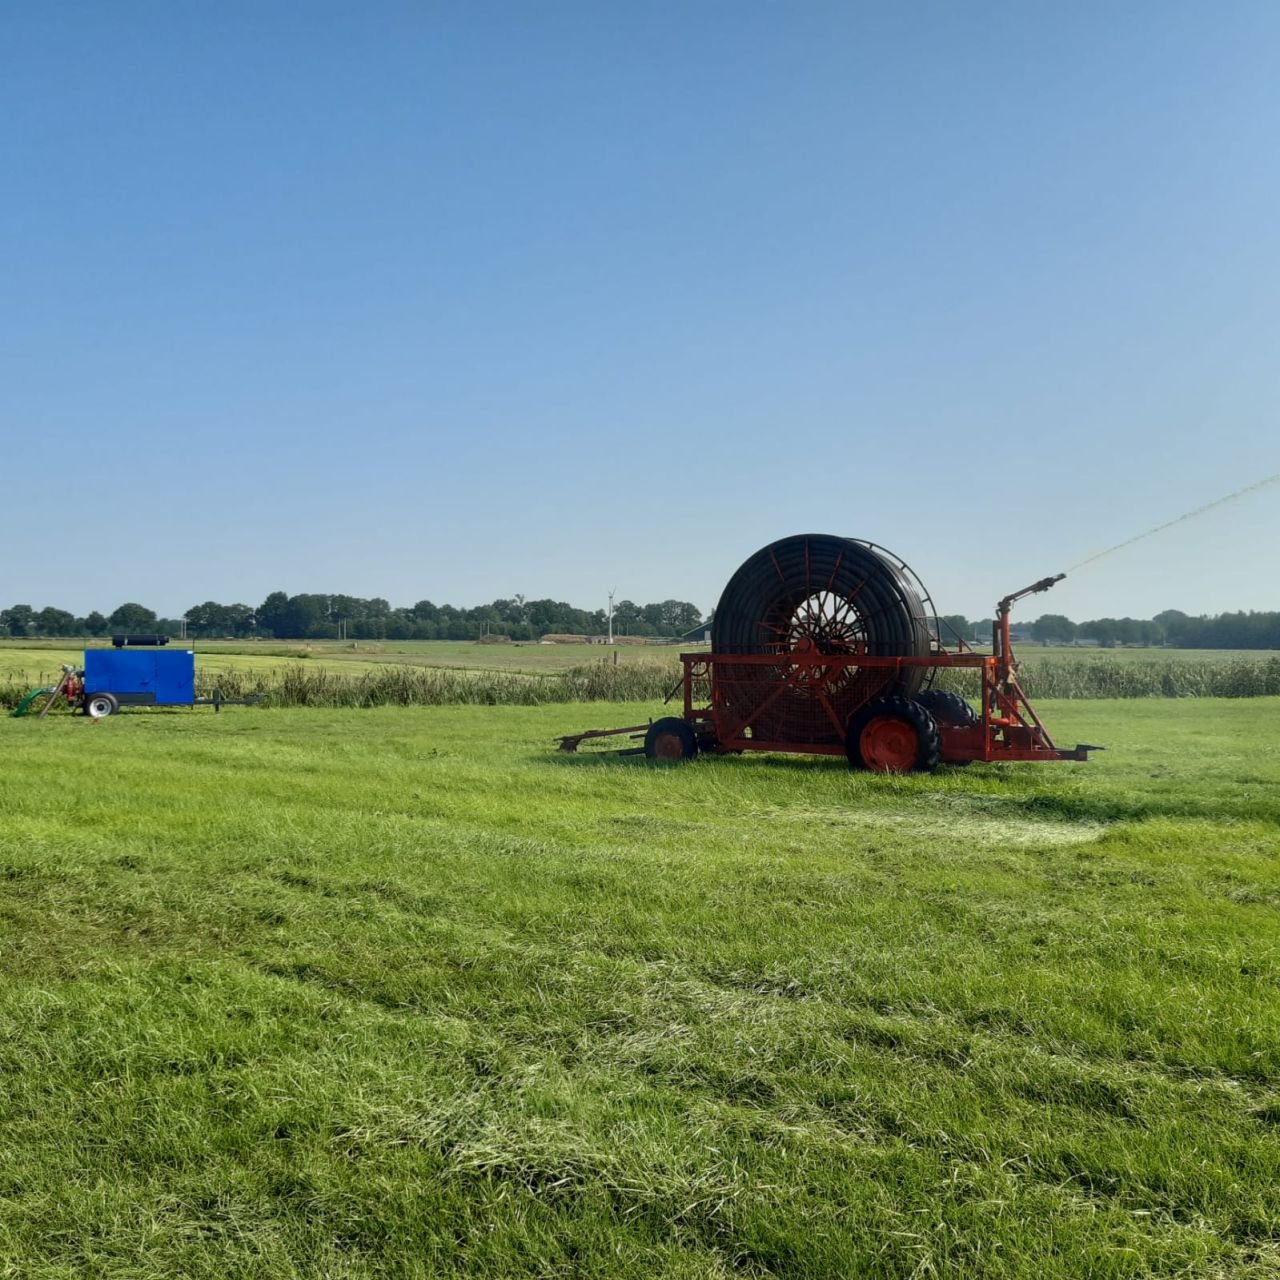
left=4, top=1, right=1278, bottom=623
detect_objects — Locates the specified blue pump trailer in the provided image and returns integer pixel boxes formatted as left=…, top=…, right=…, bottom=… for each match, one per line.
left=13, top=637, right=264, bottom=719
left=83, top=648, right=196, bottom=714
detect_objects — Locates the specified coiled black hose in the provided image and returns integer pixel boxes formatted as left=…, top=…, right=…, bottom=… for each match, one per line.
left=709, top=534, right=933, bottom=745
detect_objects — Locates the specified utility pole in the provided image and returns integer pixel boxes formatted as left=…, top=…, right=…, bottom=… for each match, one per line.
left=607, top=589, right=616, bottom=645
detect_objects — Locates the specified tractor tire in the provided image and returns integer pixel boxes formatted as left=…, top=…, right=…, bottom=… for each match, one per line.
left=644, top=717, right=699, bottom=762
left=84, top=692, right=119, bottom=720
left=915, top=690, right=979, bottom=727
left=846, top=696, right=940, bottom=773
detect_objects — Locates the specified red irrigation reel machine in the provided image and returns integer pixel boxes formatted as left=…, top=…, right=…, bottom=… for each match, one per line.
left=559, top=534, right=1099, bottom=772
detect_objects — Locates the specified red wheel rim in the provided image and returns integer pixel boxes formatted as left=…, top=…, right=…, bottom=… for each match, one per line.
left=859, top=715, right=918, bottom=772
left=652, top=732, right=685, bottom=761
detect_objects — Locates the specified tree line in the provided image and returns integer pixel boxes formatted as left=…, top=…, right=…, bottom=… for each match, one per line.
left=0, top=593, right=706, bottom=642
left=3, top=597, right=1278, bottom=648
left=938, top=610, right=1280, bottom=649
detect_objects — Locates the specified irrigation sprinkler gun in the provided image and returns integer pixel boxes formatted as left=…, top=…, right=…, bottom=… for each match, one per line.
left=559, top=537, right=1099, bottom=772
left=993, top=573, right=1064, bottom=685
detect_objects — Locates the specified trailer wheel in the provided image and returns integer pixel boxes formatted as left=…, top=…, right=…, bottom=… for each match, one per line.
left=847, top=696, right=940, bottom=773
left=915, top=690, right=978, bottom=727
left=644, top=717, right=699, bottom=762
left=85, top=692, right=119, bottom=720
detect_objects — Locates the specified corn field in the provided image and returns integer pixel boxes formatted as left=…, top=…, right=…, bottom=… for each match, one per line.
left=930, top=656, right=1280, bottom=700
left=4, top=656, right=1280, bottom=713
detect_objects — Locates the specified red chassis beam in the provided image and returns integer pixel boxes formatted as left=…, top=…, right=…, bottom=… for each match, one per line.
left=676, top=649, right=1092, bottom=764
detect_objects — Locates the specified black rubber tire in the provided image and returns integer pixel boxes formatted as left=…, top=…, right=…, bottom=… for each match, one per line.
left=709, top=534, right=935, bottom=748
left=915, top=689, right=979, bottom=727
left=846, top=696, right=941, bottom=773
left=84, top=692, right=119, bottom=719
left=644, top=717, right=699, bottom=762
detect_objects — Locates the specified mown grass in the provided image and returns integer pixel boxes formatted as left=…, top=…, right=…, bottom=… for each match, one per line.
left=1, top=699, right=1278, bottom=1277
left=0, top=637, right=679, bottom=677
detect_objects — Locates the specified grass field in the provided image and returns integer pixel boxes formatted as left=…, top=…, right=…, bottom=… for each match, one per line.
left=3, top=637, right=1278, bottom=682
left=0, top=642, right=681, bottom=704
left=2, top=699, right=1278, bottom=1276
left=0, top=638, right=680, bottom=680
left=4, top=641, right=1280, bottom=712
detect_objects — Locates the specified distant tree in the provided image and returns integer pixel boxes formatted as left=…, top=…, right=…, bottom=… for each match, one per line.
left=657, top=600, right=702, bottom=634
left=256, top=592, right=292, bottom=638
left=937, top=614, right=971, bottom=643
left=285, top=594, right=331, bottom=639
left=1152, top=608, right=1280, bottom=649
left=108, top=602, right=158, bottom=632
left=612, top=599, right=645, bottom=636
left=184, top=601, right=255, bottom=637
left=327, top=594, right=359, bottom=624
left=384, top=610, right=414, bottom=640
left=184, top=601, right=224, bottom=635
left=1153, top=609, right=1191, bottom=645
left=640, top=602, right=665, bottom=633
left=254, top=591, right=330, bottom=639
left=1201, top=610, right=1280, bottom=649
left=2, top=604, right=35, bottom=636
left=1078, top=618, right=1120, bottom=647
left=526, top=598, right=577, bottom=637
left=84, top=610, right=109, bottom=636
left=226, top=604, right=256, bottom=636
left=1138, top=619, right=1165, bottom=646
left=35, top=607, right=77, bottom=636
left=1032, top=613, right=1076, bottom=645
left=1118, top=618, right=1162, bottom=646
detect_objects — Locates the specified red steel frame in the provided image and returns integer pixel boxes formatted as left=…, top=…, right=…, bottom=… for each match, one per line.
left=678, top=652, right=1087, bottom=763
left=557, top=575, right=1097, bottom=765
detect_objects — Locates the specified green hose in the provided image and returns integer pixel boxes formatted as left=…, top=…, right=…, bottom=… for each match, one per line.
left=11, top=686, right=55, bottom=718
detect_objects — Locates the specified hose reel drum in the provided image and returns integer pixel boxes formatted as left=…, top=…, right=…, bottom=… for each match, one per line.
left=709, top=534, right=939, bottom=748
